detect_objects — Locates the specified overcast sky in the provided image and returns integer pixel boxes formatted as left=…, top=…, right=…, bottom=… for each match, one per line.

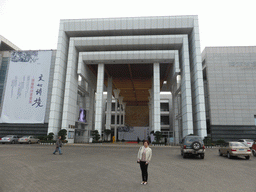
left=1, top=0, right=255, bottom=51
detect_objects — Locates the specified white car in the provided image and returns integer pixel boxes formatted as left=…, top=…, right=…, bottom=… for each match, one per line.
left=18, top=135, right=39, bottom=144
left=238, top=139, right=254, bottom=148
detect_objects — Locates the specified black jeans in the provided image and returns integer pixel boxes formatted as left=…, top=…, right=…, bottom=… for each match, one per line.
left=140, top=161, right=148, bottom=182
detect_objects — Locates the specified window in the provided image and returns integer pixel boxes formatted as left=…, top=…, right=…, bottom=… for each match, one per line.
left=160, top=103, right=169, bottom=111
left=161, top=116, right=169, bottom=125
left=111, top=115, right=115, bottom=124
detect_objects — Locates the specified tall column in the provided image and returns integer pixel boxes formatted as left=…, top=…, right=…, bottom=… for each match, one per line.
left=119, top=96, right=124, bottom=127
left=180, top=36, right=193, bottom=137
left=148, top=96, right=152, bottom=132
left=48, top=25, right=68, bottom=139
left=172, top=83, right=180, bottom=144
left=122, top=102, right=126, bottom=126
left=113, top=89, right=120, bottom=141
left=106, top=77, right=112, bottom=130
left=153, top=63, right=161, bottom=132
left=94, top=64, right=104, bottom=137
left=189, top=18, right=207, bottom=138
left=61, top=39, right=79, bottom=144
left=148, top=89, right=154, bottom=132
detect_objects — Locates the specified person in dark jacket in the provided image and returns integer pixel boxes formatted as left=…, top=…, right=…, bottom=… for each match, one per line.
left=53, top=136, right=62, bottom=155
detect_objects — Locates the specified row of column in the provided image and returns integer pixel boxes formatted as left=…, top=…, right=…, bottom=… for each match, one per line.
left=94, top=63, right=161, bottom=139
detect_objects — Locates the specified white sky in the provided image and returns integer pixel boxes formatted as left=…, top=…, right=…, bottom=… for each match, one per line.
left=1, top=0, right=256, bottom=51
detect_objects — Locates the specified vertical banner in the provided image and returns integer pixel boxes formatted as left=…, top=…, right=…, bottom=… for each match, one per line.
left=0, top=50, right=52, bottom=123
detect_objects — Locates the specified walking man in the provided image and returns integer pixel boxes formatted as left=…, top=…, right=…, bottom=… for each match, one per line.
left=53, top=136, right=62, bottom=155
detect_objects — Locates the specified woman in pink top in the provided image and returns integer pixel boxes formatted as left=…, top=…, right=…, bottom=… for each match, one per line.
left=137, top=140, right=152, bottom=185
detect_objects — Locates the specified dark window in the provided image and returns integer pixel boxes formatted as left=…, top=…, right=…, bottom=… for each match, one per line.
left=111, top=115, right=115, bottom=124
left=160, top=103, right=169, bottom=111
left=161, top=116, right=169, bottom=125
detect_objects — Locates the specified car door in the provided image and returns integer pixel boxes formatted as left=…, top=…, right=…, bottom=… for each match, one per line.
left=31, top=136, right=36, bottom=143
left=221, top=143, right=228, bottom=155
left=220, top=143, right=225, bottom=154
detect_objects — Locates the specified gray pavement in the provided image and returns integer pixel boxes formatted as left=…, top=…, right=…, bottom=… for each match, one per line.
left=0, top=144, right=256, bottom=192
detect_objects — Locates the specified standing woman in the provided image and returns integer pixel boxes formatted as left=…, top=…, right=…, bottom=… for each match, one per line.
left=137, top=140, right=152, bottom=185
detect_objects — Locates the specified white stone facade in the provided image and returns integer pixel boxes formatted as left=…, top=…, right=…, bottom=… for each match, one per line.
left=202, top=46, right=256, bottom=141
left=48, top=16, right=207, bottom=143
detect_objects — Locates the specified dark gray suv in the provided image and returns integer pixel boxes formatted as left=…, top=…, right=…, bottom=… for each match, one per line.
left=180, top=135, right=205, bottom=159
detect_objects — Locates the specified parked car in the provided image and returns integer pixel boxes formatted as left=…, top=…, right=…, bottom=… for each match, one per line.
left=219, top=142, right=251, bottom=160
left=238, top=139, right=254, bottom=148
left=18, top=136, right=39, bottom=144
left=252, top=141, right=256, bottom=157
left=180, top=135, right=205, bottom=159
left=0, top=135, right=19, bottom=144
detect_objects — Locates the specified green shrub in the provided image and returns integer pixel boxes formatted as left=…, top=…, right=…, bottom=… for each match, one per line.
left=152, top=141, right=165, bottom=145
left=92, top=130, right=100, bottom=142
left=216, top=139, right=226, bottom=145
left=47, top=132, right=54, bottom=140
left=37, top=135, right=47, bottom=141
left=40, top=140, right=56, bottom=143
left=204, top=137, right=213, bottom=146
left=58, top=129, right=67, bottom=141
left=154, top=131, right=163, bottom=143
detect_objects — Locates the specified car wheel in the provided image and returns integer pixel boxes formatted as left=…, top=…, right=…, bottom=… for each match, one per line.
left=227, top=152, right=232, bottom=159
left=219, top=150, right=222, bottom=156
left=11, top=140, right=15, bottom=144
left=191, top=142, right=201, bottom=151
left=245, top=156, right=250, bottom=160
left=28, top=141, right=31, bottom=144
left=183, top=153, right=187, bottom=158
left=253, top=150, right=256, bottom=157
left=200, top=154, right=205, bottom=159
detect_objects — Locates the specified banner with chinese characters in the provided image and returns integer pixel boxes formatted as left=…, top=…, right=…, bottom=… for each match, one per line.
left=0, top=50, right=52, bottom=123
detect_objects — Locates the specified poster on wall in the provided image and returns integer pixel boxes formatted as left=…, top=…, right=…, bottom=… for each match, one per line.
left=0, top=50, right=52, bottom=123
left=78, top=108, right=86, bottom=123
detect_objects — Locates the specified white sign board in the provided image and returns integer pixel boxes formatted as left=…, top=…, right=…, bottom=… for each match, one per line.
left=118, top=126, right=149, bottom=141
left=0, top=51, right=52, bottom=123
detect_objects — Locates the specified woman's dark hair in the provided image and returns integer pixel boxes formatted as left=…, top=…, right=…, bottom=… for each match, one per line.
left=143, top=140, right=149, bottom=145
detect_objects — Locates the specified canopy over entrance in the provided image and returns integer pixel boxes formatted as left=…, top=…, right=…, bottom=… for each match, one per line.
left=88, top=63, right=172, bottom=106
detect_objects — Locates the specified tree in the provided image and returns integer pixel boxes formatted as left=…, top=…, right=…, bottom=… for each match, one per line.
left=154, top=131, right=163, bottom=143
left=47, top=132, right=54, bottom=141
left=58, top=129, right=67, bottom=141
left=92, top=130, right=100, bottom=142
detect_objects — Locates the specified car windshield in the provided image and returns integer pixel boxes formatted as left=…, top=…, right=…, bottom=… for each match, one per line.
left=230, top=142, right=247, bottom=147
left=184, top=137, right=203, bottom=145
left=22, top=136, right=29, bottom=138
left=245, top=139, right=254, bottom=142
left=6, top=135, right=13, bottom=137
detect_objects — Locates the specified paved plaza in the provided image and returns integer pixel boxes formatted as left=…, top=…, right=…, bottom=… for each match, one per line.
left=0, top=144, right=255, bottom=192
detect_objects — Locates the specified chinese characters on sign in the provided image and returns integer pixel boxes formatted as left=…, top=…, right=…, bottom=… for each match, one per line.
left=0, top=51, right=52, bottom=123
left=32, top=74, right=44, bottom=108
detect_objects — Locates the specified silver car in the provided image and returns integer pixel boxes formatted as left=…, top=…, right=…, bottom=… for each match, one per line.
left=0, top=135, right=19, bottom=144
left=18, top=135, right=39, bottom=144
left=219, top=142, right=252, bottom=160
